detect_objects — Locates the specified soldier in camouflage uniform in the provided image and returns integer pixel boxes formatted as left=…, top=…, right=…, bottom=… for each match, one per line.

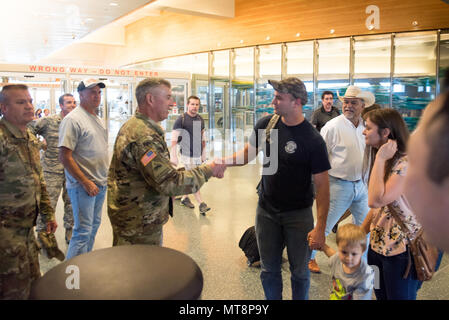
left=108, top=78, right=226, bottom=246
left=0, top=84, right=57, bottom=299
left=29, top=94, right=76, bottom=245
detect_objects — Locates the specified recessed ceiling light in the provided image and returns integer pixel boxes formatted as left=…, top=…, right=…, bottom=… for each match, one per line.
left=110, top=2, right=119, bottom=6
left=266, top=36, right=270, bottom=41
left=330, top=29, right=335, bottom=34
left=240, top=40, right=244, bottom=44
left=296, top=33, right=300, bottom=37
left=412, top=21, right=419, bottom=27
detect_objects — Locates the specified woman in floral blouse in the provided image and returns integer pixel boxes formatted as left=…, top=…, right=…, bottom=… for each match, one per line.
left=361, top=108, right=421, bottom=300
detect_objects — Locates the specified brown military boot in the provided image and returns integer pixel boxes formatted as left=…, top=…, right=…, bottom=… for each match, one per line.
left=65, top=228, right=72, bottom=244
left=308, top=259, right=321, bottom=273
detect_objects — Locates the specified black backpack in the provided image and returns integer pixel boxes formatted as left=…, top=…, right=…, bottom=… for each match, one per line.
left=238, top=226, right=260, bottom=267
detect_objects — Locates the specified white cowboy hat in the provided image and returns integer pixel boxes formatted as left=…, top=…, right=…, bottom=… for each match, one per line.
left=337, top=85, right=375, bottom=107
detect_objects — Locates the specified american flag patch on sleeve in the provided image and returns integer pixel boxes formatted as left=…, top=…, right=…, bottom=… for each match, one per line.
left=141, top=150, right=157, bottom=166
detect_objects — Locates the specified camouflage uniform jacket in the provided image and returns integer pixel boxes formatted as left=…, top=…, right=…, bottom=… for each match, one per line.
left=108, top=111, right=213, bottom=237
left=28, top=114, right=64, bottom=173
left=0, top=118, right=55, bottom=229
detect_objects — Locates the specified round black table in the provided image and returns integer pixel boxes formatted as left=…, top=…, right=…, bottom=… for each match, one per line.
left=29, top=245, right=203, bottom=300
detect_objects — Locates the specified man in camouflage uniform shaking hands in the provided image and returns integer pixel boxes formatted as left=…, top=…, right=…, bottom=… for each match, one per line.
left=108, top=78, right=226, bottom=246
left=0, top=84, right=57, bottom=299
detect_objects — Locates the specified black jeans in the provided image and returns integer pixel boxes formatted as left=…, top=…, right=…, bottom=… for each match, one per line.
left=368, top=247, right=420, bottom=300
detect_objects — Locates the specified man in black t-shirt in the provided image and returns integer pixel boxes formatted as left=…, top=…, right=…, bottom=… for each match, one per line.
left=311, top=91, right=340, bottom=132
left=221, top=77, right=330, bottom=300
left=170, top=96, right=211, bottom=215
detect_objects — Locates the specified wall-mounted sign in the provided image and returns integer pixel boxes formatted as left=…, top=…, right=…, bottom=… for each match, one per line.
left=366, top=5, right=380, bottom=30
left=0, top=64, right=190, bottom=80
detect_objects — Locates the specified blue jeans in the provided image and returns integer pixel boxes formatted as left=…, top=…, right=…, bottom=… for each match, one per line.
left=311, top=176, right=369, bottom=260
left=368, top=247, right=420, bottom=300
left=66, top=184, right=107, bottom=260
left=255, top=204, right=313, bottom=300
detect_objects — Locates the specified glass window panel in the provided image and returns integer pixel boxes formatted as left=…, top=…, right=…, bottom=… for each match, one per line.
left=286, top=41, right=314, bottom=120
left=393, top=31, right=437, bottom=131
left=259, top=44, right=281, bottom=78
left=354, top=35, right=391, bottom=75
left=317, top=38, right=350, bottom=119
left=232, top=48, right=254, bottom=148
left=255, top=80, right=276, bottom=122
left=255, top=45, right=281, bottom=122
left=354, top=35, right=391, bottom=107
left=234, top=47, right=254, bottom=80
left=213, top=50, right=229, bottom=77
left=286, top=41, right=314, bottom=75
left=318, top=38, right=350, bottom=76
left=439, top=32, right=449, bottom=92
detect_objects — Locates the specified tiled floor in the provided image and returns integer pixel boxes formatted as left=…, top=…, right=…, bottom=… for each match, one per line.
left=39, top=163, right=448, bottom=300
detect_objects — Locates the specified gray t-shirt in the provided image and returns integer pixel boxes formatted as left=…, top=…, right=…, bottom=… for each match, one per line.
left=329, top=253, right=374, bottom=300
left=59, top=106, right=109, bottom=188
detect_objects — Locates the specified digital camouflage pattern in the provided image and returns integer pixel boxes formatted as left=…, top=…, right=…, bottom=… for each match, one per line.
left=0, top=118, right=55, bottom=299
left=29, top=115, right=73, bottom=231
left=108, top=112, right=213, bottom=245
left=29, top=114, right=64, bottom=172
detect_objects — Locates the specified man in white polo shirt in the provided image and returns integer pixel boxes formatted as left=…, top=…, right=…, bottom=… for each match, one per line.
left=308, top=86, right=374, bottom=273
left=59, top=79, right=109, bottom=259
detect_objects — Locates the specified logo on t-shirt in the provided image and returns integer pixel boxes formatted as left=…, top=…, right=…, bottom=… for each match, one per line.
left=284, top=141, right=297, bottom=154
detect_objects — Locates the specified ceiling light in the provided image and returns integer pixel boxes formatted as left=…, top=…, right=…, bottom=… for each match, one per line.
left=296, top=33, right=300, bottom=37
left=412, top=21, right=419, bottom=27
left=240, top=40, right=244, bottom=44
left=330, top=29, right=335, bottom=34
left=110, top=2, right=119, bottom=6
left=266, top=36, right=270, bottom=41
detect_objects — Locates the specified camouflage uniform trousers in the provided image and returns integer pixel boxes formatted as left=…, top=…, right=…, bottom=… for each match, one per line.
left=0, top=227, right=41, bottom=300
left=112, top=224, right=163, bottom=247
left=36, top=171, right=73, bottom=232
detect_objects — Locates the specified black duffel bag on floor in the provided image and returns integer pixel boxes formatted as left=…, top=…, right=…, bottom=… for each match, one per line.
left=238, top=226, right=260, bottom=267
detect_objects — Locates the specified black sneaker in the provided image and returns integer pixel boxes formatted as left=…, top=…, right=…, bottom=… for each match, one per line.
left=332, top=223, right=338, bottom=234
left=181, top=197, right=195, bottom=209
left=199, top=202, right=211, bottom=215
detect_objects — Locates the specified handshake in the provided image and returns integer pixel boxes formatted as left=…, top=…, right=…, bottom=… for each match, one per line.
left=206, top=158, right=228, bottom=179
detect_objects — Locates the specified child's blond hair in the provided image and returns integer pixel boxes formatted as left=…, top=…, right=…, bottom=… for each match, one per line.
left=336, top=223, right=367, bottom=251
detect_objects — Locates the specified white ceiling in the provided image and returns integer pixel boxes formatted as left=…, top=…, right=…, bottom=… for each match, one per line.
left=0, top=0, right=153, bottom=64
left=0, top=0, right=235, bottom=67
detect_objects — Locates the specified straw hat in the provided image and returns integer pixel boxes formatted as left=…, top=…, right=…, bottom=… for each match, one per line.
left=337, top=85, right=375, bottom=107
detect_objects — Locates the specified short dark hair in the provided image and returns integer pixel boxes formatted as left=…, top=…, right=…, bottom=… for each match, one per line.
left=136, top=78, right=171, bottom=106
left=59, top=93, right=74, bottom=106
left=187, top=95, right=200, bottom=105
left=0, top=84, right=29, bottom=104
left=321, top=91, right=334, bottom=100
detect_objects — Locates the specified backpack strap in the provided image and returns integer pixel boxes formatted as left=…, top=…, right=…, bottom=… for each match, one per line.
left=265, top=114, right=280, bottom=144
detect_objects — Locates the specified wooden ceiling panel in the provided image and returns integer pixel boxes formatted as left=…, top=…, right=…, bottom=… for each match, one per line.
left=119, top=0, right=449, bottom=67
